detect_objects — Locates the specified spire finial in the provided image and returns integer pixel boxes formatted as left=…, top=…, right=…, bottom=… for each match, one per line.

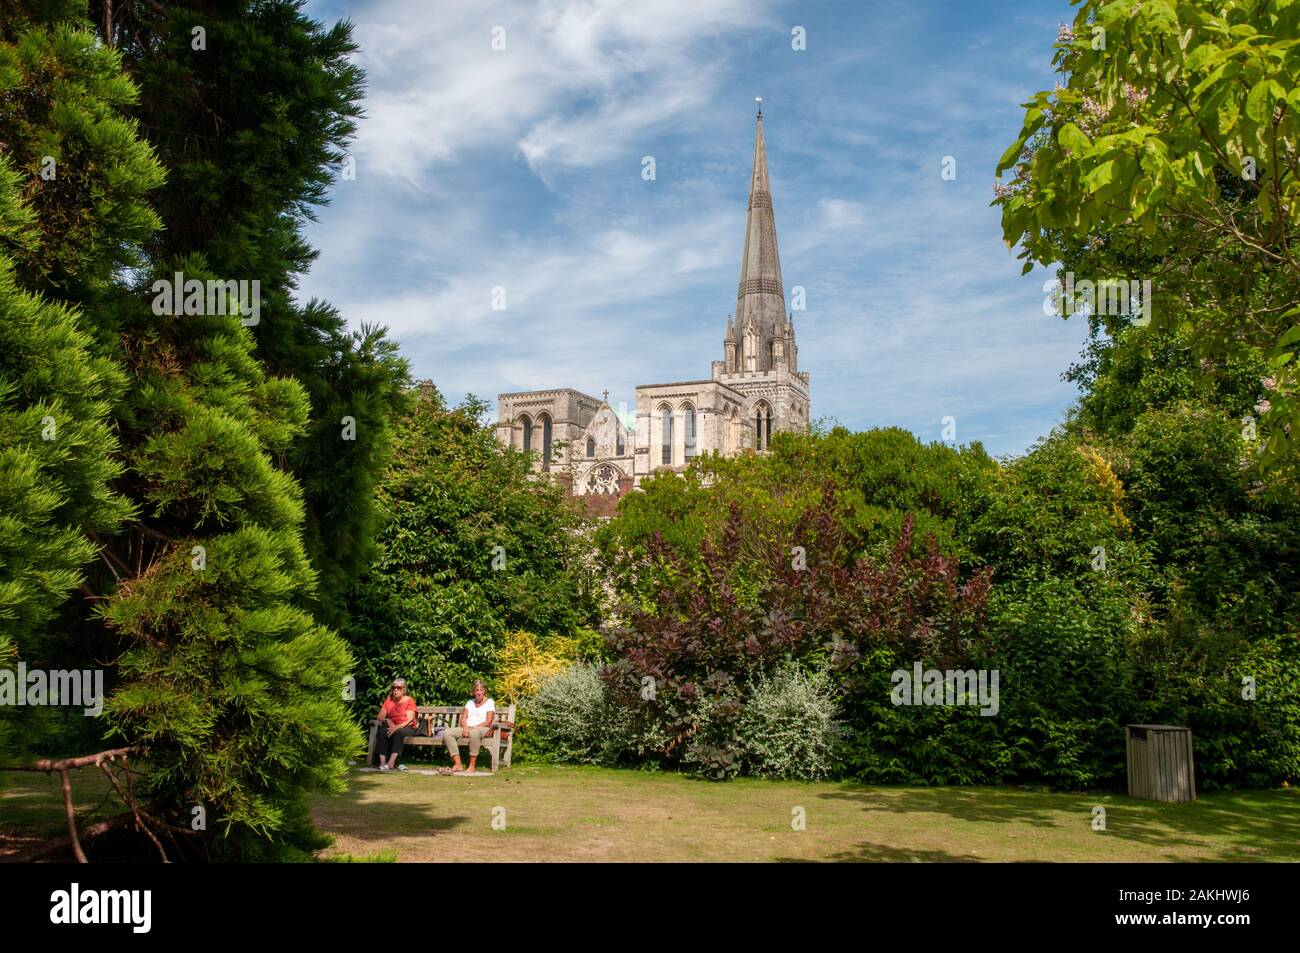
left=755, top=96, right=763, bottom=119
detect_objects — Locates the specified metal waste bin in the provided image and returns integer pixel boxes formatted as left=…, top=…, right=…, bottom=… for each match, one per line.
left=1125, top=724, right=1196, bottom=802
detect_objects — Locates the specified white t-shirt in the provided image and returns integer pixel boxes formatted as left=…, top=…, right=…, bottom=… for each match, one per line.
left=464, top=697, right=496, bottom=728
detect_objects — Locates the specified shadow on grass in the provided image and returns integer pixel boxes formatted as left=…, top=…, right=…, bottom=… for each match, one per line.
left=811, top=785, right=1300, bottom=862
left=777, top=841, right=989, bottom=863
left=0, top=772, right=117, bottom=840
left=312, top=774, right=470, bottom=843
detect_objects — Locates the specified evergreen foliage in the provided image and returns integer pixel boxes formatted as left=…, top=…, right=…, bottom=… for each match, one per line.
left=343, top=387, right=599, bottom=713
left=103, top=0, right=410, bottom=629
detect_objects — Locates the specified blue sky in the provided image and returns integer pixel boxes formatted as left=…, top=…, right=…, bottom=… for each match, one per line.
left=298, top=0, right=1082, bottom=457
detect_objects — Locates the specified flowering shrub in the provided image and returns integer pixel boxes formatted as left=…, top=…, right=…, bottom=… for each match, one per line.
left=736, top=666, right=843, bottom=781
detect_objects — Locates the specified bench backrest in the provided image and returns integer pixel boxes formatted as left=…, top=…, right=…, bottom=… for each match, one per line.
left=414, top=704, right=515, bottom=728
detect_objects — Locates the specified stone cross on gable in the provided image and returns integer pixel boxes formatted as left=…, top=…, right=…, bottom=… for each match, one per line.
left=602, top=390, right=609, bottom=403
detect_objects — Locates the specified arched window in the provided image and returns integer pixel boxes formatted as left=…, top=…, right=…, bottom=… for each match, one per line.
left=683, top=405, right=697, bottom=461
left=586, top=437, right=595, bottom=458
left=754, top=402, right=772, bottom=451
left=540, top=414, right=553, bottom=468
left=616, top=430, right=625, bottom=456
left=520, top=415, right=533, bottom=452
left=660, top=406, right=673, bottom=466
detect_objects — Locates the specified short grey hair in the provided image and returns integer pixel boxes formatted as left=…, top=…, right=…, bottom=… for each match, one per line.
left=391, top=678, right=407, bottom=689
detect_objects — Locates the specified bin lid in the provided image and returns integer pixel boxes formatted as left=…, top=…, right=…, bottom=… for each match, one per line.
left=1126, top=724, right=1190, bottom=731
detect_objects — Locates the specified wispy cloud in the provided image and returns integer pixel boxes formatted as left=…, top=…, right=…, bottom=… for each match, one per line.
left=300, top=0, right=1085, bottom=455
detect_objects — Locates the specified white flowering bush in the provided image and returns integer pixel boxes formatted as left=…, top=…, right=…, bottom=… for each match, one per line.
left=736, top=666, right=843, bottom=781
left=527, top=662, right=607, bottom=764
left=528, top=662, right=668, bottom=765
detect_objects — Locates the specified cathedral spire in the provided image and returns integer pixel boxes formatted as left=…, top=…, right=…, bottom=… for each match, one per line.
left=734, top=102, right=786, bottom=369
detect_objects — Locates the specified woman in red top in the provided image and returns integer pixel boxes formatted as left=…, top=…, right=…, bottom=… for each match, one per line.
left=374, top=678, right=418, bottom=770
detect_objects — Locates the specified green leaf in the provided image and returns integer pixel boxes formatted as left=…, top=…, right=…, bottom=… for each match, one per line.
left=1058, top=122, right=1091, bottom=154
left=1246, top=80, right=1275, bottom=122
left=1084, top=159, right=1117, bottom=192
left=996, top=138, right=1027, bottom=175
left=1216, top=93, right=1240, bottom=135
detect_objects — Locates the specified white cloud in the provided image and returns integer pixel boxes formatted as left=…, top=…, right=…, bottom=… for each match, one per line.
left=816, top=197, right=867, bottom=229
left=299, top=0, right=1092, bottom=455
left=347, top=0, right=784, bottom=187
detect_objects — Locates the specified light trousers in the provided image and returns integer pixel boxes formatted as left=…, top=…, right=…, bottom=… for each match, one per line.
left=443, top=725, right=490, bottom=759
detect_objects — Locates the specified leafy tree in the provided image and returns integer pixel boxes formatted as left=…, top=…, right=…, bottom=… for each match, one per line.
left=1066, top=325, right=1268, bottom=439
left=599, top=428, right=998, bottom=611
left=603, top=489, right=994, bottom=779
left=1121, top=402, right=1300, bottom=636
left=93, top=249, right=361, bottom=859
left=344, top=388, right=599, bottom=712
left=996, top=0, right=1300, bottom=466
left=0, top=0, right=163, bottom=302
left=969, top=430, right=1147, bottom=588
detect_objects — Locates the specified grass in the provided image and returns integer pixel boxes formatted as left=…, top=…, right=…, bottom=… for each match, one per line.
left=306, top=764, right=1300, bottom=863
left=3, top=764, right=1297, bottom=862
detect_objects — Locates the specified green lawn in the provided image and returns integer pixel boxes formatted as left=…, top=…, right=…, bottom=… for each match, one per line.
left=308, top=765, right=1299, bottom=863
left=3, top=764, right=1296, bottom=862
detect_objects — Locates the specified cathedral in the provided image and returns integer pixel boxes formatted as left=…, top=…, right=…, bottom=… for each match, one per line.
left=494, top=108, right=810, bottom=513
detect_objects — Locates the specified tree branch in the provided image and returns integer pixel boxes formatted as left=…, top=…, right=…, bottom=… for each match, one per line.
left=3, top=747, right=137, bottom=773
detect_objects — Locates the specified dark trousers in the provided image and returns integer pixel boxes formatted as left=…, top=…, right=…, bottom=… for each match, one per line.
left=374, top=725, right=417, bottom=762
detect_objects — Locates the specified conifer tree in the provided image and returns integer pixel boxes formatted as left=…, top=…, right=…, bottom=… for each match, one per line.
left=0, top=158, right=134, bottom=774
left=2, top=0, right=363, bottom=858
left=98, top=0, right=410, bottom=629
left=99, top=251, right=360, bottom=858
left=0, top=0, right=157, bottom=778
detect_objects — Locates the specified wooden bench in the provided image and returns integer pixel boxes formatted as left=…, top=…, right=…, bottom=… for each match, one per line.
left=367, top=704, right=516, bottom=773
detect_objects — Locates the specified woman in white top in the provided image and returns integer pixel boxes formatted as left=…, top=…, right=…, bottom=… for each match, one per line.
left=442, top=679, right=496, bottom=774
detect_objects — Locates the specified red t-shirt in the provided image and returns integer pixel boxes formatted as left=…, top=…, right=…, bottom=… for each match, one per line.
left=381, top=696, right=416, bottom=727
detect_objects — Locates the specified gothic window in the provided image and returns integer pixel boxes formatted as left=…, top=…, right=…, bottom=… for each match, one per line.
left=520, top=415, right=532, bottom=452
left=586, top=437, right=595, bottom=458
left=540, top=414, right=553, bottom=468
left=661, top=406, right=673, bottom=466
left=754, top=402, right=772, bottom=451
left=683, top=405, right=697, bottom=460
left=617, top=430, right=625, bottom=456
left=585, top=464, right=620, bottom=495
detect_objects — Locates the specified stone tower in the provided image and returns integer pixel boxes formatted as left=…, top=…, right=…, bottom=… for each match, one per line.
left=498, top=104, right=813, bottom=509
left=711, top=105, right=810, bottom=448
